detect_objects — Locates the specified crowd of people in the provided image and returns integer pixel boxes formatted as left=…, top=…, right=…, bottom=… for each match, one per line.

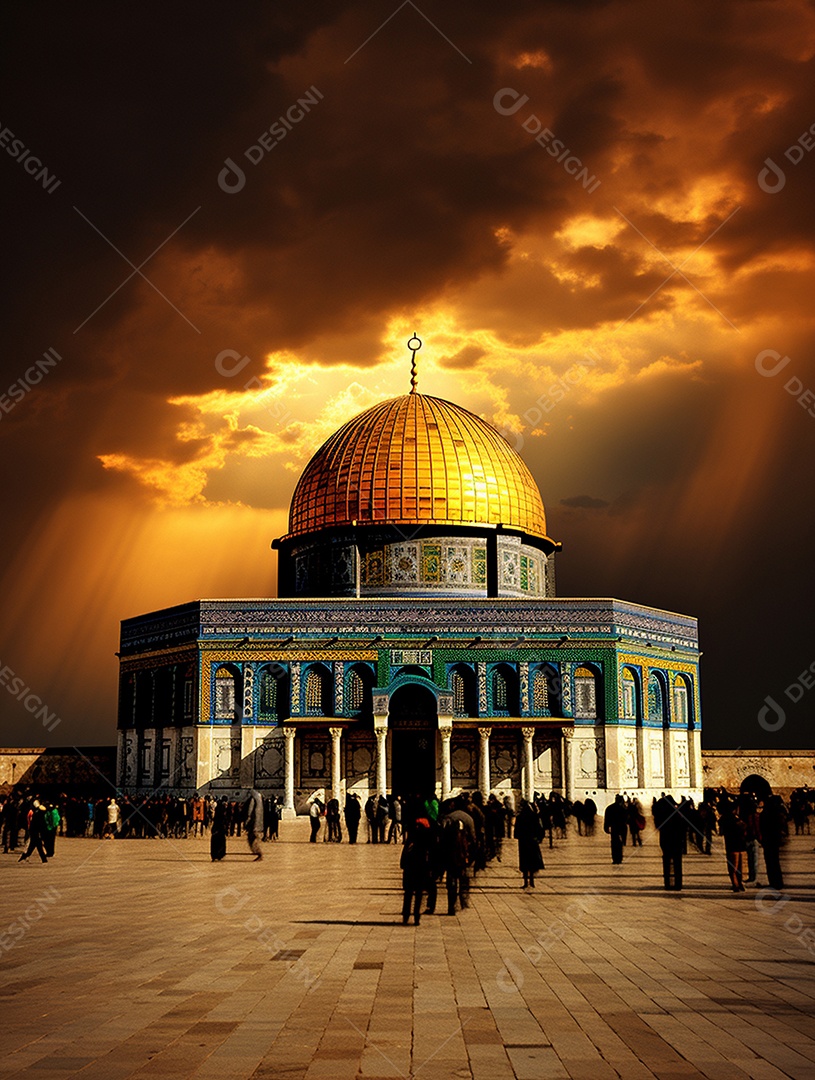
left=1, top=792, right=285, bottom=856
left=3, top=785, right=809, bottom=904
left=601, top=786, right=801, bottom=892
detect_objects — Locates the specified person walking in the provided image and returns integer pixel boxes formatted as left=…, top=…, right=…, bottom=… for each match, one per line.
left=440, top=811, right=471, bottom=915
left=739, top=793, right=761, bottom=885
left=18, top=799, right=48, bottom=863
left=43, top=802, right=60, bottom=859
left=760, top=794, right=788, bottom=890
left=514, top=799, right=545, bottom=888
left=309, top=797, right=324, bottom=842
left=400, top=818, right=433, bottom=925
left=375, top=795, right=389, bottom=844
left=387, top=795, right=402, bottom=844
left=104, top=798, right=121, bottom=839
left=720, top=804, right=747, bottom=891
left=364, top=795, right=376, bottom=842
left=654, top=794, right=684, bottom=890
left=266, top=797, right=280, bottom=841
left=244, top=788, right=264, bottom=861
left=604, top=795, right=628, bottom=864
left=344, top=793, right=361, bottom=844
left=326, top=797, right=342, bottom=842
left=210, top=795, right=227, bottom=861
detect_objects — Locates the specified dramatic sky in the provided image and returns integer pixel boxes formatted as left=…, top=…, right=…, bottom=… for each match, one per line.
left=2, top=1, right=814, bottom=752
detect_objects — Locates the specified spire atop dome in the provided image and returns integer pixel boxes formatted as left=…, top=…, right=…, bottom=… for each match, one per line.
left=407, top=334, right=422, bottom=394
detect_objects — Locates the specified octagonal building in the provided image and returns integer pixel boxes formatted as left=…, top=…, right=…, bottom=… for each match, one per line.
left=117, top=350, right=702, bottom=811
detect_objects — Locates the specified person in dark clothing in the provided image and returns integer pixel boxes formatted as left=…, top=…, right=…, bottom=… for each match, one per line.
left=654, top=794, right=685, bottom=890
left=720, top=806, right=747, bottom=891
left=375, top=795, right=389, bottom=844
left=309, top=797, right=323, bottom=842
left=3, top=798, right=20, bottom=852
left=211, top=796, right=228, bottom=861
left=264, top=797, right=280, bottom=841
left=514, top=800, right=545, bottom=888
left=244, top=789, right=264, bottom=861
left=697, top=800, right=715, bottom=855
left=439, top=803, right=471, bottom=914
left=760, top=794, right=788, bottom=890
left=604, top=795, right=628, bottom=864
left=326, top=798, right=342, bottom=842
left=400, top=818, right=433, bottom=925
left=364, top=796, right=377, bottom=842
left=344, top=793, right=361, bottom=844
left=18, top=800, right=48, bottom=863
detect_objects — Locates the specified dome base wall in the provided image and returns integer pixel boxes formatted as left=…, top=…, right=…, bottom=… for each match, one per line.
left=275, top=525, right=558, bottom=599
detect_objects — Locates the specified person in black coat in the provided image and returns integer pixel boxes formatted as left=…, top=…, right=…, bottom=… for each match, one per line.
left=344, top=793, right=362, bottom=844
left=244, top=789, right=264, bottom=861
left=400, top=818, right=433, bottom=925
left=604, top=795, right=628, bottom=865
left=759, top=795, right=788, bottom=889
left=514, top=800, right=545, bottom=887
left=18, top=800, right=48, bottom=863
left=654, top=794, right=685, bottom=890
left=211, top=796, right=227, bottom=861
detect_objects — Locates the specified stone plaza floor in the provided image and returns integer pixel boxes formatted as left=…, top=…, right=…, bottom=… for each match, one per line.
left=1, top=822, right=814, bottom=1080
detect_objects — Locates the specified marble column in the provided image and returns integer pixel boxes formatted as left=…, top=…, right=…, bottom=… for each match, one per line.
left=281, top=727, right=296, bottom=819
left=521, top=727, right=535, bottom=802
left=636, top=724, right=647, bottom=789
left=562, top=729, right=574, bottom=802
left=329, top=726, right=343, bottom=801
left=478, top=727, right=491, bottom=795
left=440, top=727, right=453, bottom=800
left=375, top=728, right=388, bottom=796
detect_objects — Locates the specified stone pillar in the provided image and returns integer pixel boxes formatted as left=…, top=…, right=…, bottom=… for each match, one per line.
left=521, top=727, right=535, bottom=802
left=329, top=726, right=343, bottom=801
left=440, top=726, right=453, bottom=800
left=636, top=724, right=647, bottom=790
left=478, top=727, right=491, bottom=795
left=663, top=727, right=674, bottom=789
left=281, top=727, right=297, bottom=819
left=688, top=727, right=701, bottom=791
left=562, top=729, right=574, bottom=802
left=375, top=728, right=388, bottom=796
left=239, top=725, right=256, bottom=790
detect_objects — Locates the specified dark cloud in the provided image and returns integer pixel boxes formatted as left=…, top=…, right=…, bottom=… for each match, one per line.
left=1, top=1, right=814, bottom=748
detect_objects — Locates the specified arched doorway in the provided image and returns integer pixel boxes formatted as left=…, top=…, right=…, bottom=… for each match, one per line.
left=389, top=683, right=437, bottom=797
left=741, top=774, right=772, bottom=802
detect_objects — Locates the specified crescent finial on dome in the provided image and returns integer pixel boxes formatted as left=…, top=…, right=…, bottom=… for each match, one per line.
left=407, top=334, right=422, bottom=394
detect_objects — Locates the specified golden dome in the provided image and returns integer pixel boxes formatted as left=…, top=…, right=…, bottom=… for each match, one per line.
left=287, top=392, right=549, bottom=539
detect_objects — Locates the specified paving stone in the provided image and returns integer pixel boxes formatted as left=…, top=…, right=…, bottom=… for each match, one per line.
left=1, top=825, right=814, bottom=1079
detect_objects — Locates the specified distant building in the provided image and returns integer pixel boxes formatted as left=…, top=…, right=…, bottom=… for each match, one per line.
left=0, top=747, right=116, bottom=794
left=117, top=344, right=702, bottom=811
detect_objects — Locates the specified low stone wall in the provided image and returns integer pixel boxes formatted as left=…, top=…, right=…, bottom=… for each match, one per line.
left=0, top=746, right=116, bottom=793
left=702, top=749, right=815, bottom=798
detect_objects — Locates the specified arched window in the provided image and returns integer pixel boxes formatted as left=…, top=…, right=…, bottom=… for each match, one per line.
left=531, top=664, right=561, bottom=715
left=347, top=668, right=364, bottom=711
left=648, top=672, right=667, bottom=725
left=304, top=665, right=332, bottom=716
left=214, top=666, right=239, bottom=721
left=491, top=665, right=519, bottom=715
left=574, top=666, right=597, bottom=719
left=621, top=667, right=639, bottom=720
left=345, top=664, right=374, bottom=718
left=449, top=664, right=477, bottom=717
left=672, top=674, right=693, bottom=727
left=259, top=665, right=287, bottom=724
left=533, top=669, right=548, bottom=711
